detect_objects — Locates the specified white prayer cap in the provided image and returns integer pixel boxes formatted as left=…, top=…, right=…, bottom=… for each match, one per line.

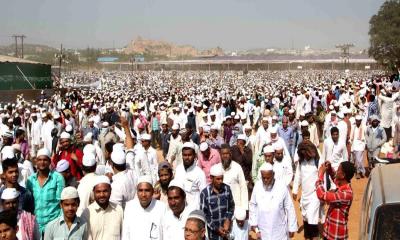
left=272, top=115, right=278, bottom=120
left=1, top=188, right=20, bottom=200
left=82, top=153, right=96, bottom=167
left=199, top=142, right=209, bottom=152
left=1, top=146, right=15, bottom=160
left=83, top=144, right=96, bottom=155
left=334, top=102, right=340, bottom=107
left=234, top=207, right=246, bottom=221
left=240, top=114, right=246, bottom=120
left=263, top=145, right=274, bottom=154
left=7, top=118, right=13, bottom=123
left=270, top=126, right=278, bottom=134
left=288, top=109, right=295, bottom=114
left=142, top=134, right=151, bottom=141
left=31, top=113, right=37, bottom=117
left=273, top=141, right=284, bottom=151
left=113, top=143, right=125, bottom=152
left=337, top=112, right=344, bottom=119
left=244, top=124, right=252, bottom=130
left=60, top=132, right=70, bottom=139
left=56, top=159, right=70, bottom=173
left=53, top=112, right=60, bottom=119
left=168, top=179, right=184, bottom=191
left=355, top=115, right=363, bottom=120
left=111, top=150, right=126, bottom=165
left=182, top=142, right=196, bottom=150
left=209, top=111, right=216, bottom=116
left=102, top=121, right=109, bottom=127
left=234, top=115, right=240, bottom=120
left=172, top=124, right=180, bottom=130
left=88, top=117, right=95, bottom=122
left=330, top=111, right=337, bottom=115
left=210, top=164, right=224, bottom=177
left=259, top=162, right=274, bottom=172
left=328, top=105, right=334, bottom=110
left=83, top=132, right=93, bottom=142
left=300, top=120, right=309, bottom=127
left=2, top=131, right=13, bottom=138
left=211, top=125, right=219, bottom=131
left=203, top=125, right=211, bottom=133
left=237, top=134, right=247, bottom=142
left=41, top=113, right=47, bottom=118
left=61, top=186, right=79, bottom=200
left=262, top=117, right=268, bottom=121
left=231, top=112, right=236, bottom=116
left=37, top=148, right=51, bottom=158
left=137, top=175, right=153, bottom=186
left=94, top=175, right=111, bottom=187
left=65, top=125, right=73, bottom=132
left=370, top=115, right=380, bottom=122
left=202, top=105, right=207, bottom=109
left=188, top=210, right=206, bottom=223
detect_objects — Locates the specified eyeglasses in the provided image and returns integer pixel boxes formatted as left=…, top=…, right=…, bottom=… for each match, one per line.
left=184, top=227, right=201, bottom=235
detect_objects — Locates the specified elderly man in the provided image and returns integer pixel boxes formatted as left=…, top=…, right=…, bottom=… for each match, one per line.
left=215, top=143, right=248, bottom=210
left=197, top=142, right=221, bottom=184
left=122, top=175, right=166, bottom=240
left=44, top=187, right=88, bottom=240
left=81, top=176, right=123, bottom=240
left=249, top=163, right=298, bottom=240
left=365, top=115, right=387, bottom=171
left=174, top=142, right=207, bottom=210
left=200, top=164, right=235, bottom=240
left=184, top=210, right=207, bottom=240
left=52, top=131, right=84, bottom=180
left=1, top=188, right=40, bottom=240
left=231, top=134, right=253, bottom=187
left=26, top=148, right=65, bottom=233
left=162, top=179, right=195, bottom=240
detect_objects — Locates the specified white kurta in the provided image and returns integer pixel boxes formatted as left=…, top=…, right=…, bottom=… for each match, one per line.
left=249, top=180, right=298, bottom=240
left=30, top=120, right=42, bottom=145
left=292, top=160, right=324, bottom=225
left=40, top=120, right=54, bottom=153
left=320, top=138, right=348, bottom=170
left=77, top=172, right=97, bottom=216
left=110, top=169, right=137, bottom=208
left=122, top=198, right=166, bottom=240
left=134, top=147, right=159, bottom=185
left=162, top=205, right=194, bottom=240
left=174, top=163, right=207, bottom=210
left=216, top=161, right=249, bottom=210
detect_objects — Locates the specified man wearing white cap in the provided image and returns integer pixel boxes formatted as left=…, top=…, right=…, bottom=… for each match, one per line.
left=255, top=117, right=271, bottom=155
left=135, top=133, right=159, bottom=185
left=336, top=112, right=348, bottom=147
left=98, top=121, right=118, bottom=155
left=200, top=164, right=234, bottom=240
left=40, top=112, right=54, bottom=153
left=109, top=149, right=137, bottom=208
left=56, top=159, right=78, bottom=188
left=26, top=148, right=65, bottom=233
left=365, top=115, right=387, bottom=170
left=162, top=179, right=195, bottom=240
left=350, top=115, right=366, bottom=178
left=81, top=176, right=123, bottom=240
left=122, top=175, right=166, bottom=240
left=44, top=187, right=88, bottom=240
left=264, top=142, right=293, bottom=187
left=231, top=207, right=249, bottom=240
left=77, top=153, right=98, bottom=216
left=29, top=112, right=42, bottom=158
left=197, top=142, right=221, bottom=184
left=231, top=134, right=253, bottom=190
left=174, top=142, right=206, bottom=210
left=249, top=163, right=298, bottom=240
left=215, top=144, right=248, bottom=210
left=166, top=124, right=183, bottom=166
left=83, top=117, right=99, bottom=141
left=184, top=210, right=207, bottom=240
left=1, top=188, right=40, bottom=240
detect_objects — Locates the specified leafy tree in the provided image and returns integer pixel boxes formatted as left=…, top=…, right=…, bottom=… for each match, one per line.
left=369, top=0, right=400, bottom=71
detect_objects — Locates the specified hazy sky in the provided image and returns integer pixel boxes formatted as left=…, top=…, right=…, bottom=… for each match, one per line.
left=0, top=0, right=385, bottom=50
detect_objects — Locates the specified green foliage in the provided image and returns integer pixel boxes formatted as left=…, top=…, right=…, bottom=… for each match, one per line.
left=369, top=0, right=400, bottom=71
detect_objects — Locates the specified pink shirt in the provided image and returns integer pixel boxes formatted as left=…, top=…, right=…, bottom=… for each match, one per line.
left=197, top=148, right=221, bottom=183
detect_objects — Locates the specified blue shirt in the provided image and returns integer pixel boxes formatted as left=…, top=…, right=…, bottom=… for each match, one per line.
left=26, top=171, right=65, bottom=232
left=44, top=215, right=88, bottom=240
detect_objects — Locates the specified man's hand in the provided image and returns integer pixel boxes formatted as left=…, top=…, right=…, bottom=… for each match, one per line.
left=223, top=219, right=231, bottom=232
left=120, top=115, right=129, bottom=128
left=289, top=232, right=295, bottom=238
left=318, top=162, right=327, bottom=176
left=217, top=227, right=226, bottom=237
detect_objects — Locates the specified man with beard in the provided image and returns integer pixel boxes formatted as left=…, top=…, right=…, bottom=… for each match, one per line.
left=162, top=179, right=194, bottom=240
left=154, top=162, right=173, bottom=204
left=249, top=163, right=298, bottom=240
left=215, top=144, right=248, bottom=210
left=365, top=115, right=387, bottom=171
left=231, top=134, right=253, bottom=193
left=44, top=187, right=88, bottom=239
left=166, top=124, right=183, bottom=167
left=122, top=175, right=166, bottom=240
left=174, top=142, right=206, bottom=210
left=81, top=176, right=123, bottom=240
left=200, top=164, right=235, bottom=240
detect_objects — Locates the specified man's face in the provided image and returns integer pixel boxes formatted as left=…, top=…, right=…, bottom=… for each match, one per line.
left=89, top=121, right=94, bottom=128
left=167, top=188, right=185, bottom=216
left=371, top=119, right=379, bottom=128
left=211, top=175, right=223, bottom=190
left=182, top=149, right=195, bottom=169
left=201, top=148, right=210, bottom=159
left=270, top=133, right=277, bottom=140
left=4, top=166, right=19, bottom=185
left=184, top=219, right=205, bottom=240
left=244, top=129, right=251, bottom=137
left=331, top=131, right=339, bottom=143
left=221, top=148, right=232, bottom=169
left=137, top=183, right=154, bottom=208
left=282, top=119, right=288, bottom=128
left=264, top=153, right=274, bottom=163
left=172, top=129, right=179, bottom=137
left=274, top=149, right=284, bottom=162
left=2, top=198, right=18, bottom=211
left=94, top=183, right=111, bottom=206
left=262, top=120, right=268, bottom=129
left=335, top=164, right=345, bottom=181
left=161, top=124, right=168, bottom=132
left=237, top=139, right=246, bottom=148
left=0, top=223, right=17, bottom=240
left=261, top=170, right=274, bottom=187
left=236, top=219, right=245, bottom=228
left=59, top=138, right=70, bottom=150
left=355, top=119, right=362, bottom=127
left=61, top=169, right=71, bottom=181
left=159, top=169, right=172, bottom=188
left=141, top=140, right=150, bottom=149
left=36, top=156, right=51, bottom=171
left=61, top=198, right=79, bottom=219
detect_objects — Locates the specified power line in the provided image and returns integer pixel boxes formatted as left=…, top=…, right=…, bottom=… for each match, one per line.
left=11, top=34, right=26, bottom=58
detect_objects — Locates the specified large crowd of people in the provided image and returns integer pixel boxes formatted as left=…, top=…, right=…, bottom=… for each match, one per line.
left=0, top=69, right=399, bottom=240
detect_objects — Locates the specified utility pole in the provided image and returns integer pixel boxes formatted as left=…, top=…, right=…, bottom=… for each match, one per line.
left=13, top=35, right=18, bottom=58
left=11, top=35, right=26, bottom=58
left=336, top=43, right=354, bottom=70
left=55, top=44, right=64, bottom=78
left=21, top=35, right=26, bottom=58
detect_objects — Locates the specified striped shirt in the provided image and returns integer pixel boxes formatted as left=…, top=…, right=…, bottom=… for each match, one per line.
left=26, top=171, right=65, bottom=233
left=200, top=183, right=235, bottom=240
